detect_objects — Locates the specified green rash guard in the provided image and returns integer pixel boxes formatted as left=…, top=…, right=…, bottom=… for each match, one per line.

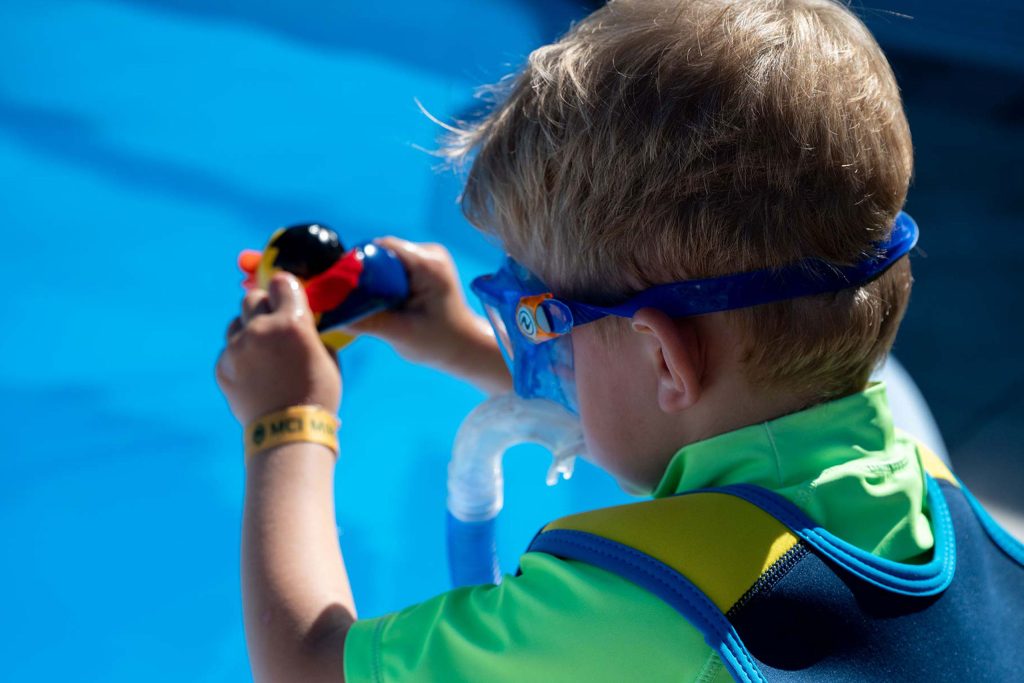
left=343, top=382, right=936, bottom=682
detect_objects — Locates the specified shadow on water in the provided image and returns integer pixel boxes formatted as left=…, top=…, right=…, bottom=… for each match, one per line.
left=0, top=93, right=334, bottom=225
left=104, top=0, right=598, bottom=80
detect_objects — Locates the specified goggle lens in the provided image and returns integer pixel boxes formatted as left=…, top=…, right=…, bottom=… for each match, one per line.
left=514, top=295, right=574, bottom=344
left=472, top=262, right=581, bottom=414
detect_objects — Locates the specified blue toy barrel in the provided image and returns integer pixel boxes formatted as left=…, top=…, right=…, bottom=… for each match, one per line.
left=317, top=241, right=410, bottom=330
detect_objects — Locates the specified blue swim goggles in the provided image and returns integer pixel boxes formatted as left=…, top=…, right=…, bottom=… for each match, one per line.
left=471, top=211, right=919, bottom=415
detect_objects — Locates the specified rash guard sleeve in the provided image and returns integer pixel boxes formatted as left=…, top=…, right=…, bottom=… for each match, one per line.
left=343, top=551, right=718, bottom=683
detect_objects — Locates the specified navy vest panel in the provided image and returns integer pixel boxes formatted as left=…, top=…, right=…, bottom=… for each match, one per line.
left=728, top=481, right=1024, bottom=681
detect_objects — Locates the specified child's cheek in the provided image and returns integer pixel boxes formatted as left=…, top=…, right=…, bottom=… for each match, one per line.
left=574, top=325, right=653, bottom=482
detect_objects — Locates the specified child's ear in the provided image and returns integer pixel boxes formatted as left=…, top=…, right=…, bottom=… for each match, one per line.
left=631, top=308, right=703, bottom=413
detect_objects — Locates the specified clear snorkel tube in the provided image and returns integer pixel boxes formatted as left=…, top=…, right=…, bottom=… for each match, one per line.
left=446, top=260, right=588, bottom=586
left=446, top=394, right=585, bottom=587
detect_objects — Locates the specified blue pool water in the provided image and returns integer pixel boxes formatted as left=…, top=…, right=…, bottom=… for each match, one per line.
left=5, top=2, right=1020, bottom=681
left=0, top=2, right=638, bottom=680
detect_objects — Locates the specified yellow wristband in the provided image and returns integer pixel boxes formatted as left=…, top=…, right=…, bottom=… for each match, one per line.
left=244, top=405, right=340, bottom=461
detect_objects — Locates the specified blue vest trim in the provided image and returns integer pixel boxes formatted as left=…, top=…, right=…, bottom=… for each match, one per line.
left=528, top=476, right=1024, bottom=681
left=528, top=528, right=768, bottom=683
left=700, top=476, right=956, bottom=596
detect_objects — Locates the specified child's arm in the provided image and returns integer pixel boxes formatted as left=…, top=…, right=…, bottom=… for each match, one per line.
left=243, top=442, right=351, bottom=683
left=346, top=238, right=512, bottom=395
left=217, top=274, right=352, bottom=683
left=216, top=240, right=508, bottom=682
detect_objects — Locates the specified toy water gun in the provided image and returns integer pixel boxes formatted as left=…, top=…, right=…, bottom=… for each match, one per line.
left=238, top=223, right=409, bottom=350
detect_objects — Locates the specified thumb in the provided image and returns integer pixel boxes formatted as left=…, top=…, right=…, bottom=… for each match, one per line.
left=267, top=272, right=310, bottom=318
left=344, top=308, right=399, bottom=336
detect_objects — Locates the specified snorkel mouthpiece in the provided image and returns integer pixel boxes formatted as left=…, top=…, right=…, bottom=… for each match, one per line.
left=447, top=393, right=585, bottom=586
left=448, top=394, right=583, bottom=521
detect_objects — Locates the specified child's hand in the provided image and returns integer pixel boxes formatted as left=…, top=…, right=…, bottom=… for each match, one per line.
left=348, top=238, right=512, bottom=394
left=216, top=273, right=341, bottom=425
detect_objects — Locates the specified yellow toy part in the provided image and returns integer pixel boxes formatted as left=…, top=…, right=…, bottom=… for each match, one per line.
left=320, top=329, right=357, bottom=350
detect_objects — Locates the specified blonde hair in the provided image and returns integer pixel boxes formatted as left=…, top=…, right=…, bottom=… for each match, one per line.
left=444, top=0, right=914, bottom=400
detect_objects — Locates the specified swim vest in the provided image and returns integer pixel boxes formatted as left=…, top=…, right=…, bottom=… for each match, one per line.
left=526, top=447, right=1024, bottom=681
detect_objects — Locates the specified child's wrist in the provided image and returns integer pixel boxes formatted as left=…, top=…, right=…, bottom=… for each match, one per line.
left=244, top=405, right=341, bottom=463
left=438, top=314, right=513, bottom=394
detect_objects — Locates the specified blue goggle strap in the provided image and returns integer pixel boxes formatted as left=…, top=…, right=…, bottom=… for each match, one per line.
left=558, top=211, right=919, bottom=326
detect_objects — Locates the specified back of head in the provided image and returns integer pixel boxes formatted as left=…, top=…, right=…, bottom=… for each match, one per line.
left=446, top=0, right=914, bottom=401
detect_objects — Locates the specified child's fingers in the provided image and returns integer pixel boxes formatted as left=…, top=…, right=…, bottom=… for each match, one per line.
left=375, top=236, right=454, bottom=296
left=374, top=235, right=415, bottom=256
left=344, top=308, right=405, bottom=338
left=375, top=237, right=448, bottom=272
left=374, top=236, right=432, bottom=274
left=226, top=316, right=243, bottom=341
left=267, top=272, right=310, bottom=319
left=241, top=289, right=271, bottom=324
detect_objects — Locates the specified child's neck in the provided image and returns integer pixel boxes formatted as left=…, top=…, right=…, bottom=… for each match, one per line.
left=695, top=378, right=816, bottom=445
left=629, top=377, right=821, bottom=494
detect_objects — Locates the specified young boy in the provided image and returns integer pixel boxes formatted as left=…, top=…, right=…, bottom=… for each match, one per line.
left=215, top=1, right=1024, bottom=681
